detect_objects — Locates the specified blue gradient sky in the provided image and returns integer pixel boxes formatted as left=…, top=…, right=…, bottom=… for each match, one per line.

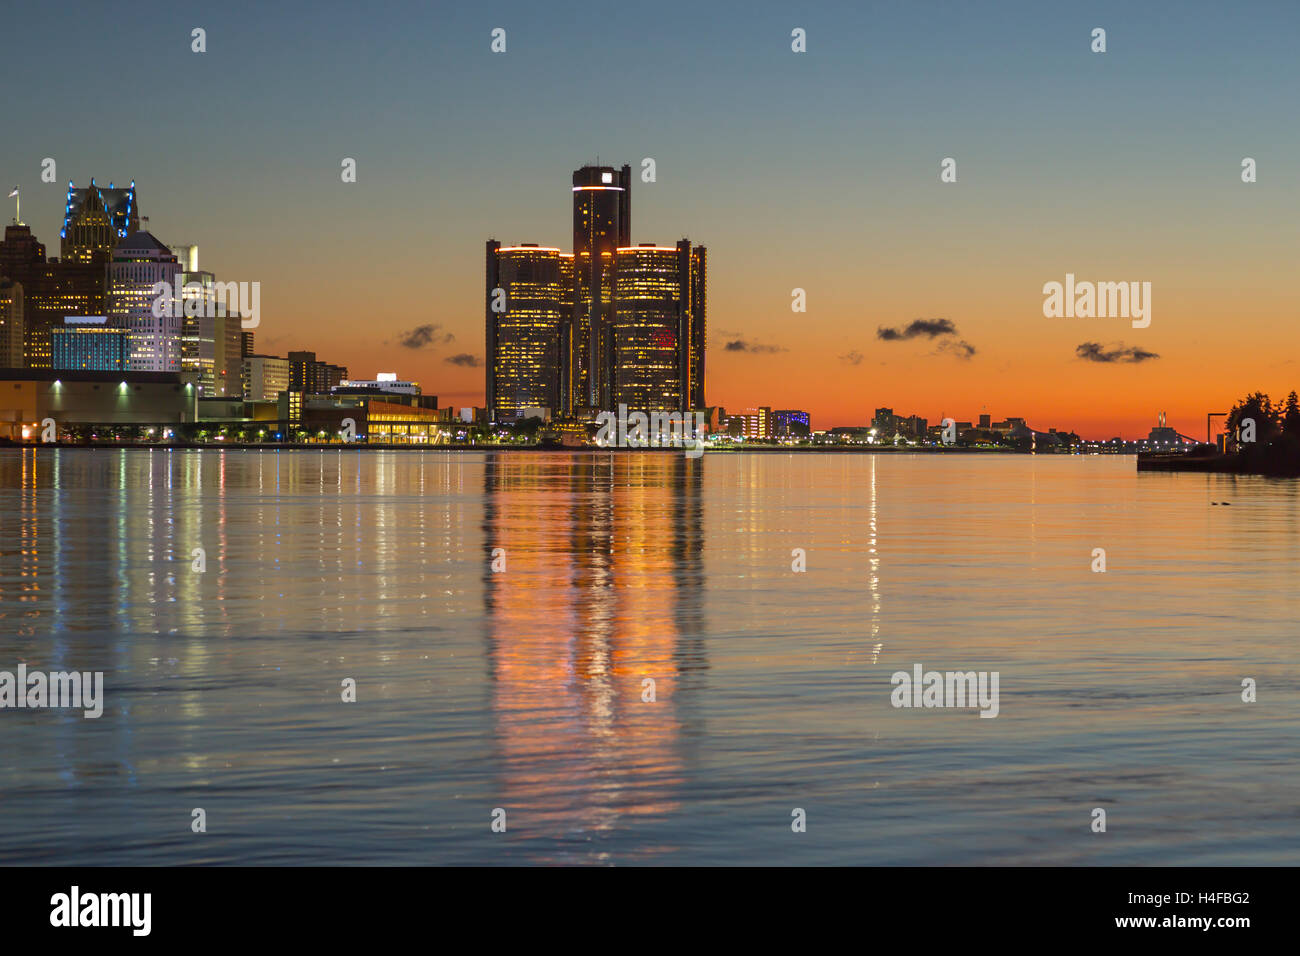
left=4, top=0, right=1298, bottom=435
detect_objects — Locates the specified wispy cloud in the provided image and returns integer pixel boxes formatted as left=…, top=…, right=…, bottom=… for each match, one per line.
left=839, top=350, right=864, bottom=366
left=876, top=317, right=976, bottom=359
left=397, top=324, right=455, bottom=349
left=936, top=339, right=976, bottom=360
left=876, top=318, right=957, bottom=341
left=725, top=339, right=786, bottom=354
left=1075, top=341, right=1160, bottom=364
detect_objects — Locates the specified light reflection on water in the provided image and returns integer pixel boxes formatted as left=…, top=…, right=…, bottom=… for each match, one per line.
left=0, top=448, right=1296, bottom=865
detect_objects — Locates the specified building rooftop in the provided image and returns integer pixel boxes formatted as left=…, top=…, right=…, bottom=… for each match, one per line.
left=112, top=230, right=173, bottom=258
left=62, top=181, right=139, bottom=240
left=0, top=368, right=186, bottom=384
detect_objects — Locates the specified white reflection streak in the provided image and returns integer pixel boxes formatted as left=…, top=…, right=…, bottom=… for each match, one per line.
left=870, top=457, right=882, bottom=664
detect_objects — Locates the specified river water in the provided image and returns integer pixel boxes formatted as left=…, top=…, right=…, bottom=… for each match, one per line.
left=1, top=448, right=1296, bottom=864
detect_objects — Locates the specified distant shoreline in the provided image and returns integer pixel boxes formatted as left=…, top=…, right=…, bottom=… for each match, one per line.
left=2, top=441, right=1118, bottom=456
left=1138, top=450, right=1300, bottom=477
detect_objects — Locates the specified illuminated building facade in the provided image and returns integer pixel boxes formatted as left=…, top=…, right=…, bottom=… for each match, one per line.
left=0, top=223, right=105, bottom=368
left=287, top=350, right=348, bottom=395
left=485, top=242, right=563, bottom=422
left=334, top=374, right=422, bottom=397
left=0, top=279, right=23, bottom=368
left=60, top=180, right=141, bottom=264
left=608, top=240, right=706, bottom=413
left=571, top=164, right=630, bottom=411
left=723, top=406, right=773, bottom=439
left=484, top=163, right=705, bottom=419
left=687, top=244, right=707, bottom=408
left=611, top=242, right=693, bottom=412
left=52, top=316, right=128, bottom=371
left=301, top=398, right=444, bottom=444
left=558, top=252, right=576, bottom=412
left=183, top=309, right=243, bottom=396
left=170, top=259, right=244, bottom=397
left=168, top=243, right=199, bottom=272
left=107, top=232, right=181, bottom=372
left=243, top=354, right=290, bottom=402
left=772, top=409, right=811, bottom=436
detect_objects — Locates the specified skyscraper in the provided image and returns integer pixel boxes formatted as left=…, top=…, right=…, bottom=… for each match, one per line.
left=485, top=242, right=563, bottom=422
left=483, top=162, right=704, bottom=421
left=0, top=279, right=23, bottom=368
left=61, top=180, right=140, bottom=264
left=571, top=164, right=630, bottom=411
left=243, top=354, right=290, bottom=402
left=0, top=222, right=105, bottom=368
left=168, top=243, right=199, bottom=272
left=688, top=244, right=707, bottom=409
left=285, top=350, right=348, bottom=394
left=610, top=240, right=707, bottom=413
left=107, top=232, right=181, bottom=372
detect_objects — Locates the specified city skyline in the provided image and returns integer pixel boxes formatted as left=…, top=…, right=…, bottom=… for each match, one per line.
left=2, top=1, right=1297, bottom=438
left=0, top=176, right=1271, bottom=442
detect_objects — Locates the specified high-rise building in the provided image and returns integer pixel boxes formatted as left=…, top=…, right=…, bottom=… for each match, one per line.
left=287, top=351, right=348, bottom=394
left=558, top=252, right=576, bottom=413
left=178, top=268, right=216, bottom=387
left=0, top=223, right=105, bottom=368
left=51, top=316, right=128, bottom=371
left=571, top=164, right=630, bottom=411
left=687, top=245, right=707, bottom=409
left=60, top=180, right=140, bottom=264
left=213, top=312, right=244, bottom=398
left=0, top=222, right=45, bottom=282
left=107, top=232, right=181, bottom=372
left=485, top=243, right=563, bottom=422
left=168, top=262, right=245, bottom=397
left=243, top=354, right=290, bottom=402
left=181, top=306, right=243, bottom=396
left=241, top=331, right=255, bottom=358
left=168, top=244, right=199, bottom=272
left=484, top=162, right=705, bottom=419
left=610, top=241, right=702, bottom=412
left=0, top=279, right=23, bottom=368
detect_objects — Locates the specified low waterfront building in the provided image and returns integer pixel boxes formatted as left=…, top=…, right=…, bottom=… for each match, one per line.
left=0, top=368, right=197, bottom=440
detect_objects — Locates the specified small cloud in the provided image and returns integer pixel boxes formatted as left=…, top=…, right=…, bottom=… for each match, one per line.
left=877, top=318, right=957, bottom=341
left=839, top=350, right=864, bottom=366
left=1075, top=341, right=1160, bottom=364
left=725, top=339, right=786, bottom=354
left=444, top=353, right=482, bottom=368
left=397, top=324, right=455, bottom=349
left=936, top=339, right=976, bottom=360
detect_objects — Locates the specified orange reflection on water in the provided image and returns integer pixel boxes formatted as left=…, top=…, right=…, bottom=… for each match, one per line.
left=483, top=453, right=704, bottom=851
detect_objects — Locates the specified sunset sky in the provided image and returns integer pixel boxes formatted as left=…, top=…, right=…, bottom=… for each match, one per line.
left=4, top=0, right=1297, bottom=438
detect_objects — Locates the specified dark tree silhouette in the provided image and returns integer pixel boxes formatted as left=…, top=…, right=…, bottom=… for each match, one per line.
left=1226, top=392, right=1278, bottom=443
left=1283, top=391, right=1300, bottom=436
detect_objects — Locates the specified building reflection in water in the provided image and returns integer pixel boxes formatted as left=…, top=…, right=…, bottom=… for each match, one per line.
left=482, top=452, right=705, bottom=855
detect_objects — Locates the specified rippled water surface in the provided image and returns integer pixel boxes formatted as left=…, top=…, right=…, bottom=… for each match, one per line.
left=1, top=448, right=1296, bottom=865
